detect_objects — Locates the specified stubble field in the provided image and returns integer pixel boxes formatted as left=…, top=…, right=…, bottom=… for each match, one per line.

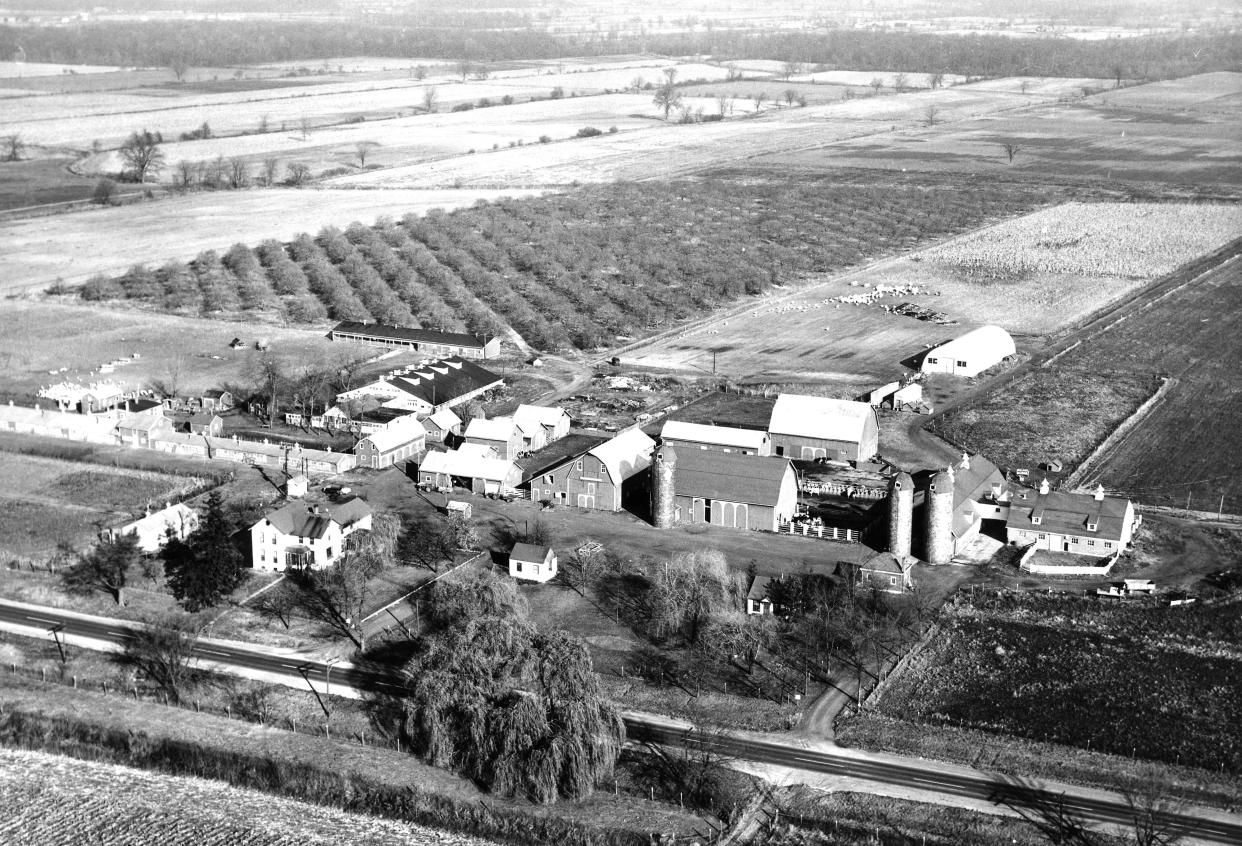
left=871, top=595, right=1242, bottom=774
left=626, top=202, right=1241, bottom=388
left=0, top=747, right=500, bottom=846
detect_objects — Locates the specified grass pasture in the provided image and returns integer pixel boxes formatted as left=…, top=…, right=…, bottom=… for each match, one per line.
left=0, top=453, right=198, bottom=556
left=0, top=301, right=351, bottom=402
left=0, top=187, right=538, bottom=293
left=628, top=202, right=1240, bottom=387
left=869, top=596, right=1242, bottom=775
left=0, top=157, right=126, bottom=212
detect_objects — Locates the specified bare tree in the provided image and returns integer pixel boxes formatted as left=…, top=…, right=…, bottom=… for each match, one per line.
left=257, top=114, right=269, bottom=134
left=1000, top=142, right=1021, bottom=164
left=421, top=85, right=439, bottom=114
left=169, top=60, right=188, bottom=83
left=3, top=133, right=24, bottom=162
left=869, top=77, right=884, bottom=95
left=725, top=63, right=742, bottom=82
left=783, top=88, right=797, bottom=107
left=117, top=614, right=203, bottom=703
left=1123, top=775, right=1193, bottom=846
left=261, top=157, right=280, bottom=186
left=62, top=535, right=139, bottom=605
left=299, top=116, right=312, bottom=140
left=227, top=157, right=249, bottom=189
left=924, top=104, right=940, bottom=126
left=119, top=129, right=165, bottom=183
left=781, top=60, right=804, bottom=81
left=893, top=72, right=909, bottom=92
left=716, top=93, right=730, bottom=117
left=286, top=162, right=311, bottom=186
left=752, top=90, right=767, bottom=111
left=456, top=58, right=473, bottom=81
left=630, top=75, right=646, bottom=92
left=152, top=352, right=188, bottom=399
left=354, top=141, right=378, bottom=168
left=927, top=72, right=945, bottom=89
left=653, top=81, right=683, bottom=120
left=174, top=159, right=196, bottom=190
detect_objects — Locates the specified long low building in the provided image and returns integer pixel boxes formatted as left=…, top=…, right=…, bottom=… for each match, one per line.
left=1006, top=481, right=1138, bottom=558
left=150, top=432, right=356, bottom=475
left=660, top=420, right=771, bottom=456
left=329, top=321, right=501, bottom=359
left=0, top=401, right=121, bottom=444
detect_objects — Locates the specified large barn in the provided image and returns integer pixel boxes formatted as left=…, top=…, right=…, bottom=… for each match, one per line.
left=652, top=443, right=798, bottom=532
left=920, top=325, right=1016, bottom=378
left=767, top=394, right=879, bottom=463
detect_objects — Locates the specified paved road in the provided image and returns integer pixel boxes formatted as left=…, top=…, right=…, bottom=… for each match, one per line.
left=2, top=598, right=1239, bottom=845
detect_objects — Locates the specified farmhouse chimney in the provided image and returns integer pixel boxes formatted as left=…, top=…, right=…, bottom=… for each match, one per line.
left=959, top=451, right=970, bottom=471
left=1094, top=484, right=1106, bottom=501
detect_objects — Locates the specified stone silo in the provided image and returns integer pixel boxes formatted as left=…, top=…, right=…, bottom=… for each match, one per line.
left=651, top=441, right=677, bottom=529
left=924, top=467, right=955, bottom=564
left=888, top=471, right=914, bottom=560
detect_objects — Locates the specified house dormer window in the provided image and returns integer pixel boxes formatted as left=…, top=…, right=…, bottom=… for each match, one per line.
left=1087, top=521, right=1098, bottom=532
left=1031, top=515, right=1041, bottom=525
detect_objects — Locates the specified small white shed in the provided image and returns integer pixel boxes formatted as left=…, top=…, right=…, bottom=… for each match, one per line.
left=509, top=543, right=558, bottom=584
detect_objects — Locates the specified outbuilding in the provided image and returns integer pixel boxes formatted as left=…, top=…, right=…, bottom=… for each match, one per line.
left=920, top=325, right=1016, bottom=378
left=509, top=543, right=558, bottom=583
left=663, top=447, right=798, bottom=532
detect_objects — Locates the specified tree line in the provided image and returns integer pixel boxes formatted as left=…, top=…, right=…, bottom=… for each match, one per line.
left=77, top=176, right=1062, bottom=351
left=2, top=21, right=1236, bottom=81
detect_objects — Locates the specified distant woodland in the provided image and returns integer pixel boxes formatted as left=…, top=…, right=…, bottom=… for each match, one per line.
left=1, top=22, right=1238, bottom=80
left=79, top=178, right=1064, bottom=351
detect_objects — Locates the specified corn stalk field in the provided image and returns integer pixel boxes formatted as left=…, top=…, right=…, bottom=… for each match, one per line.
left=0, top=747, right=500, bottom=846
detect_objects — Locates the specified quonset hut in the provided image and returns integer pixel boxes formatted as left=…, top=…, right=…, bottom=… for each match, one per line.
left=920, top=325, right=1016, bottom=378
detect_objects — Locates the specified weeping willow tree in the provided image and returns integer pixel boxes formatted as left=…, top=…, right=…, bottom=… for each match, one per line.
left=403, top=573, right=623, bottom=803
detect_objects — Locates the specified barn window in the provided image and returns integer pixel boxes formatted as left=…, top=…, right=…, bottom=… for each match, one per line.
left=514, top=561, right=522, bottom=572
left=1031, top=515, right=1041, bottom=525
left=544, top=474, right=553, bottom=484
left=927, top=357, right=938, bottom=364
left=956, top=360, right=967, bottom=368
left=1037, top=533, right=1046, bottom=540
left=576, top=460, right=583, bottom=470
left=889, top=576, right=897, bottom=585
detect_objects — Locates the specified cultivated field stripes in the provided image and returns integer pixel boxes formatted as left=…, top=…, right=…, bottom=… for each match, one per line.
left=4, top=60, right=731, bottom=149
left=327, top=77, right=1108, bottom=189
left=0, top=747, right=501, bottom=846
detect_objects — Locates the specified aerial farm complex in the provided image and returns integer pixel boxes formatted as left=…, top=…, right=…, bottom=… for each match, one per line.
left=0, top=12, right=1239, bottom=844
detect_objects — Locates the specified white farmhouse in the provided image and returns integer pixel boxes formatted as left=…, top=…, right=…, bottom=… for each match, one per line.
left=249, top=498, right=372, bottom=572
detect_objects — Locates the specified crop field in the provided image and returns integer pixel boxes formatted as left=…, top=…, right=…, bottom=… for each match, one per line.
left=1070, top=256, right=1242, bottom=513
left=3, top=58, right=732, bottom=150
left=0, top=300, right=361, bottom=402
left=0, top=187, right=537, bottom=293
left=0, top=453, right=197, bottom=556
left=329, top=77, right=1107, bottom=189
left=940, top=240, right=1242, bottom=513
left=0, top=748, right=500, bottom=846
left=756, top=73, right=1242, bottom=188
left=628, top=202, right=1240, bottom=384
left=78, top=94, right=691, bottom=184
left=874, top=596, right=1242, bottom=774
left=70, top=177, right=1065, bottom=352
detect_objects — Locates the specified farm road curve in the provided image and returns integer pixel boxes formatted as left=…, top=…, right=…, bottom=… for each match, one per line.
left=1, top=597, right=1239, bottom=845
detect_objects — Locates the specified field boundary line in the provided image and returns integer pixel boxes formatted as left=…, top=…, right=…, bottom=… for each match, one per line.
left=1064, top=376, right=1178, bottom=492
